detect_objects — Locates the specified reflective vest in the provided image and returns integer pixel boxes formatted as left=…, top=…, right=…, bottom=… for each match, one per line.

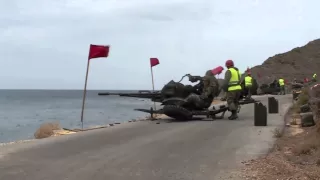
left=228, top=68, right=242, bottom=91
left=279, top=78, right=285, bottom=86
left=313, top=73, right=317, bottom=78
left=245, top=76, right=252, bottom=87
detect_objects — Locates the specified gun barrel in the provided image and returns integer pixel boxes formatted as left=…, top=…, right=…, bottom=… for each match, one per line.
left=98, top=91, right=162, bottom=102
left=98, top=92, right=120, bottom=96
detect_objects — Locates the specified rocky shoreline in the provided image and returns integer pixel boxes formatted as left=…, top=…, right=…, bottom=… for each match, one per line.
left=0, top=113, right=166, bottom=147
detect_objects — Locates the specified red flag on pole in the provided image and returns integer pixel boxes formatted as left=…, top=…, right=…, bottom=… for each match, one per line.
left=81, top=44, right=110, bottom=129
left=150, top=58, right=160, bottom=67
left=88, top=44, right=110, bottom=60
left=149, top=57, right=159, bottom=112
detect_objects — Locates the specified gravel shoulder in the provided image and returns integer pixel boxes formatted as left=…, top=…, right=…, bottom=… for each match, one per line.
left=239, top=106, right=320, bottom=180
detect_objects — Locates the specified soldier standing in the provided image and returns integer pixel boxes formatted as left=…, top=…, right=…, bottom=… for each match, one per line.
left=312, top=73, right=317, bottom=82
left=244, top=72, right=253, bottom=99
left=278, top=77, right=285, bottom=95
left=222, top=60, right=242, bottom=120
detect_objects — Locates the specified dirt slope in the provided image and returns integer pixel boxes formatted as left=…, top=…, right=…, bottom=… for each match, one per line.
left=249, top=39, right=320, bottom=85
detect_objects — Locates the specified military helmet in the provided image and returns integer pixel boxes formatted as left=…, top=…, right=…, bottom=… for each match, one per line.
left=225, top=59, right=234, bottom=67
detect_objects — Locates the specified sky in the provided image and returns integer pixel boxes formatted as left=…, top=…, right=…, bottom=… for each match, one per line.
left=1, top=0, right=320, bottom=90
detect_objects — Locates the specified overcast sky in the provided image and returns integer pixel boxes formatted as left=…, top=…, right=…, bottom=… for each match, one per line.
left=1, top=0, right=319, bottom=90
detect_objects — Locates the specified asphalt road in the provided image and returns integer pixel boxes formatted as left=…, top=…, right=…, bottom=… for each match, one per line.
left=0, top=95, right=292, bottom=180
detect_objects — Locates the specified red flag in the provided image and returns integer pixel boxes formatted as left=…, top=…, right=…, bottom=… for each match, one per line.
left=211, top=66, right=224, bottom=75
left=150, top=58, right=159, bottom=67
left=88, top=44, right=110, bottom=60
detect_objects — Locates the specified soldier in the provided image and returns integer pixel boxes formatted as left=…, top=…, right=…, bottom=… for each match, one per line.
left=205, top=70, right=220, bottom=98
left=187, top=74, right=204, bottom=95
left=185, top=70, right=217, bottom=109
left=312, top=73, right=317, bottom=82
left=222, top=60, right=242, bottom=120
left=244, top=71, right=253, bottom=99
left=278, top=77, right=285, bottom=95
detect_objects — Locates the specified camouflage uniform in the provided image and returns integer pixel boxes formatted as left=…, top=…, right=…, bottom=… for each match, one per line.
left=244, top=75, right=253, bottom=99
left=222, top=67, right=242, bottom=120
left=185, top=70, right=218, bottom=109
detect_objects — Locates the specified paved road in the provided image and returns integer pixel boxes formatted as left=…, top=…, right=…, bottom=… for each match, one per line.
left=0, top=95, right=292, bottom=180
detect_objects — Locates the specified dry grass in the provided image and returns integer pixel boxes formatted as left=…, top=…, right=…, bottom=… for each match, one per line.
left=293, top=132, right=320, bottom=155
left=34, top=122, right=61, bottom=139
left=272, top=128, right=282, bottom=138
left=297, top=88, right=309, bottom=104
left=290, top=117, right=299, bottom=125
left=146, top=113, right=166, bottom=120
left=292, top=88, right=310, bottom=114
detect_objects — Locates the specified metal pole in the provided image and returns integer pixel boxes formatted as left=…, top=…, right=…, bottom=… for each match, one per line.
left=80, top=59, right=90, bottom=129
left=150, top=67, right=156, bottom=110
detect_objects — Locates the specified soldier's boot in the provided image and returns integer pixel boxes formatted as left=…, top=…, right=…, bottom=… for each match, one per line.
left=228, top=110, right=238, bottom=120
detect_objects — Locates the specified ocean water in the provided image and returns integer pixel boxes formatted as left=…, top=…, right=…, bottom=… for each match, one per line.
left=0, top=90, right=158, bottom=143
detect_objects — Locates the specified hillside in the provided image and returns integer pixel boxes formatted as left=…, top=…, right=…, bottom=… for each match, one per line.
left=249, top=39, right=320, bottom=85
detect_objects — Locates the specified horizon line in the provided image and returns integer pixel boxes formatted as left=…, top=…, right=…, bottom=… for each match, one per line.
left=0, top=89, right=160, bottom=91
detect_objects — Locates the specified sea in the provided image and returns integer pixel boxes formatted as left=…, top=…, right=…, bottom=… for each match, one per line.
left=0, top=90, right=159, bottom=143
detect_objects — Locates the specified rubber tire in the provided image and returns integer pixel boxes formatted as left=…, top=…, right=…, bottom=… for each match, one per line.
left=163, top=105, right=193, bottom=120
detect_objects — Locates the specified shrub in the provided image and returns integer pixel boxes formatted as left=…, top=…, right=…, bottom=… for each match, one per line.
left=34, top=122, right=61, bottom=139
left=296, top=88, right=309, bottom=106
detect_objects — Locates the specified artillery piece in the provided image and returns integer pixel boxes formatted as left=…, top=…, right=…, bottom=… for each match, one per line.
left=259, top=80, right=281, bottom=95
left=99, top=73, right=256, bottom=120
left=142, top=74, right=256, bottom=120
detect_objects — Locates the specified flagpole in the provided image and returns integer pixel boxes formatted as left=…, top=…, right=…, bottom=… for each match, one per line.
left=150, top=66, right=156, bottom=111
left=80, top=58, right=90, bottom=129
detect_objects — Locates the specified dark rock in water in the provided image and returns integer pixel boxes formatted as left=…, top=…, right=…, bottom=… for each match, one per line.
left=300, top=112, right=315, bottom=127
left=300, top=104, right=311, bottom=113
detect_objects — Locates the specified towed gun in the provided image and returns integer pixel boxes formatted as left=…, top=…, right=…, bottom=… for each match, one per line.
left=132, top=74, right=256, bottom=120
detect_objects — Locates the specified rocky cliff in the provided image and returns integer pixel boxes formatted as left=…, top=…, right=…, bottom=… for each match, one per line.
left=249, top=39, right=320, bottom=85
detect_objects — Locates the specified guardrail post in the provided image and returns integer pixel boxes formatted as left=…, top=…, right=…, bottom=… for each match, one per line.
left=268, top=97, right=279, bottom=114
left=254, top=102, right=267, bottom=126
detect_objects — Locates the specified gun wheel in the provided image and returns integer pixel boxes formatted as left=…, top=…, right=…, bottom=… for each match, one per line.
left=163, top=105, right=193, bottom=120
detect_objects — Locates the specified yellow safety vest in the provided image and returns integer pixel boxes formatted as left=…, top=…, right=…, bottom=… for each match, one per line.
left=245, top=76, right=252, bottom=87
left=279, top=79, right=285, bottom=86
left=313, top=73, right=317, bottom=78
left=228, top=68, right=242, bottom=91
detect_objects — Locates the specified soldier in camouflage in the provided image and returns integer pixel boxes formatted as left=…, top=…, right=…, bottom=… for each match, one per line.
left=222, top=60, right=242, bottom=120
left=185, top=70, right=219, bottom=109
